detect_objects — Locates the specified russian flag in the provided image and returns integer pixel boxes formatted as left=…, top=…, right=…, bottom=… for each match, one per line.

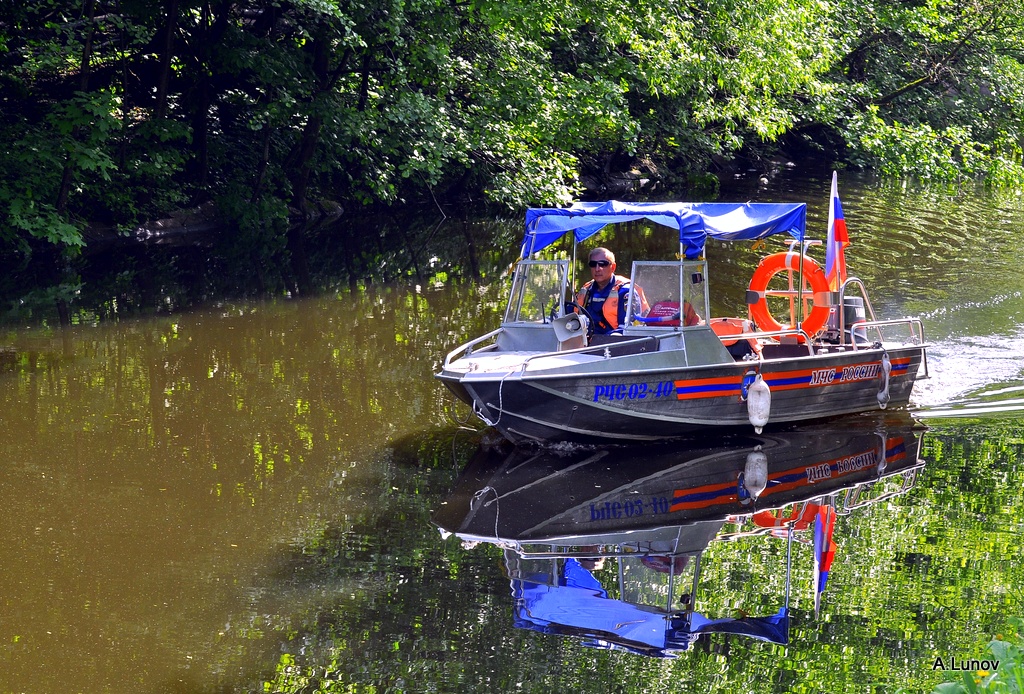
left=812, top=503, right=837, bottom=616
left=825, top=171, right=849, bottom=292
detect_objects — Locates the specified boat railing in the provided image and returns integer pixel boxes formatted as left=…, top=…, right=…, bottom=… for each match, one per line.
left=458, top=537, right=699, bottom=562
left=516, top=332, right=681, bottom=369
left=712, top=524, right=798, bottom=543
left=444, top=319, right=925, bottom=372
left=513, top=546, right=694, bottom=561
left=445, top=327, right=684, bottom=371
left=846, top=316, right=930, bottom=379
left=824, top=277, right=929, bottom=377
left=838, top=277, right=926, bottom=343
left=443, top=327, right=503, bottom=368
left=835, top=467, right=922, bottom=515
left=846, top=316, right=927, bottom=347
left=839, top=276, right=878, bottom=321
left=449, top=325, right=827, bottom=368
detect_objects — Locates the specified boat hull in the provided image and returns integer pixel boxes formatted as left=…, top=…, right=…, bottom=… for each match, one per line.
left=433, top=413, right=925, bottom=546
left=438, top=345, right=925, bottom=444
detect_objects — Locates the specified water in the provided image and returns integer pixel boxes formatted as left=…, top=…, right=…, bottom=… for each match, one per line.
left=1, top=171, right=1023, bottom=692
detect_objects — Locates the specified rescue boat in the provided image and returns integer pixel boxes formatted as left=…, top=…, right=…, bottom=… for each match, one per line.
left=436, top=198, right=929, bottom=444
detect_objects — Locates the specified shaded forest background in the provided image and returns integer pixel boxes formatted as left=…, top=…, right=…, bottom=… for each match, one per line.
left=3, top=0, right=1024, bottom=324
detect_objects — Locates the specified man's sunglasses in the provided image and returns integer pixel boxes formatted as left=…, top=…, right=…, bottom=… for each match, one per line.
left=588, top=260, right=611, bottom=268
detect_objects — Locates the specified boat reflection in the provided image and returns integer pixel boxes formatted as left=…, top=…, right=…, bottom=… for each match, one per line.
left=434, top=414, right=926, bottom=657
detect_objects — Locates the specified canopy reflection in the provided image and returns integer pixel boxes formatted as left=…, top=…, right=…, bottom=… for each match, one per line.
left=434, top=414, right=925, bottom=657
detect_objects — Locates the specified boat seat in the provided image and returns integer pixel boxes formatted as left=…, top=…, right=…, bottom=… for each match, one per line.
left=588, top=334, right=659, bottom=357
left=760, top=343, right=813, bottom=360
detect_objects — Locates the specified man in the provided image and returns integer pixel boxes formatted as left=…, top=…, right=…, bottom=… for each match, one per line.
left=574, top=248, right=646, bottom=334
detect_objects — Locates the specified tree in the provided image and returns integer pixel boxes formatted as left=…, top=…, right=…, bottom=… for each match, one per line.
left=4, top=0, right=1024, bottom=315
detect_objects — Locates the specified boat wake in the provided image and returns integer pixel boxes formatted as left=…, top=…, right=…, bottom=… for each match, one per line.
left=911, top=296, right=1024, bottom=419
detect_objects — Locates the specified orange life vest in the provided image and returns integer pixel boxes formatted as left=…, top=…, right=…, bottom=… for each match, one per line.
left=576, top=276, right=643, bottom=332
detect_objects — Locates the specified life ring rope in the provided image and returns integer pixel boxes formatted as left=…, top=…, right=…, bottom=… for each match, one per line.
left=747, top=252, right=831, bottom=338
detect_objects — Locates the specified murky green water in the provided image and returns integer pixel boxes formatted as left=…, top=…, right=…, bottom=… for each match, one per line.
left=2, top=171, right=1023, bottom=693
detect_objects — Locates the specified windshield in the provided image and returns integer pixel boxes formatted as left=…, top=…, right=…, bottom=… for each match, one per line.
left=503, top=260, right=570, bottom=324
left=627, top=261, right=709, bottom=328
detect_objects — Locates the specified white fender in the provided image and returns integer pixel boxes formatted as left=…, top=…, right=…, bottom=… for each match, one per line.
left=877, top=352, right=892, bottom=408
left=741, top=446, right=768, bottom=501
left=874, top=433, right=888, bottom=476
left=746, top=374, right=771, bottom=434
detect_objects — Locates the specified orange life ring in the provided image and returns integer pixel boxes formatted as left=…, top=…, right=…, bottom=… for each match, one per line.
left=747, top=252, right=831, bottom=338
left=751, top=503, right=819, bottom=530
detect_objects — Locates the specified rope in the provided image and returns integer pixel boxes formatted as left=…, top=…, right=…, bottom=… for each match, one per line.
left=473, top=363, right=522, bottom=429
left=470, top=485, right=500, bottom=539
left=450, top=398, right=472, bottom=425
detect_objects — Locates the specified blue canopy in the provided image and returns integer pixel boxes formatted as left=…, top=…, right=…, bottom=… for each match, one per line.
left=521, top=200, right=807, bottom=259
left=512, top=580, right=789, bottom=656
left=685, top=607, right=790, bottom=645
left=512, top=581, right=683, bottom=655
left=511, top=553, right=791, bottom=657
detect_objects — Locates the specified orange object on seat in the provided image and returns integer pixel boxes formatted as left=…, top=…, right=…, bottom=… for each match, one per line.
left=710, top=317, right=762, bottom=356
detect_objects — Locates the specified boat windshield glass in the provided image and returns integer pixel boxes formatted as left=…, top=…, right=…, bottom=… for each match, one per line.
left=505, top=548, right=696, bottom=614
left=503, top=260, right=569, bottom=324
left=627, top=261, right=708, bottom=328
left=618, top=553, right=697, bottom=613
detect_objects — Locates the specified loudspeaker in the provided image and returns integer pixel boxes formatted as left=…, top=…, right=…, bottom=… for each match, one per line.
left=552, top=313, right=589, bottom=342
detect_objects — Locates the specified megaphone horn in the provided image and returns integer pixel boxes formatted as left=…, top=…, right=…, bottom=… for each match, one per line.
left=552, top=313, right=589, bottom=342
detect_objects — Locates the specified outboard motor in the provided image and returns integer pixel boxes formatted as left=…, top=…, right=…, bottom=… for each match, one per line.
left=826, top=296, right=867, bottom=344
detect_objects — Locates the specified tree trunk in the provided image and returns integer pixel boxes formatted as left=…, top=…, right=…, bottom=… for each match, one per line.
left=289, top=115, right=323, bottom=215
left=250, top=126, right=272, bottom=204
left=287, top=31, right=330, bottom=215
left=186, top=0, right=231, bottom=185
left=154, top=0, right=180, bottom=120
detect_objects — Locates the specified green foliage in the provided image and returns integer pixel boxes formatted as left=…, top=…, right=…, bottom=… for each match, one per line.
left=933, top=618, right=1024, bottom=693
left=4, top=0, right=1024, bottom=277
left=813, top=0, right=1024, bottom=183
left=0, top=89, right=124, bottom=247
